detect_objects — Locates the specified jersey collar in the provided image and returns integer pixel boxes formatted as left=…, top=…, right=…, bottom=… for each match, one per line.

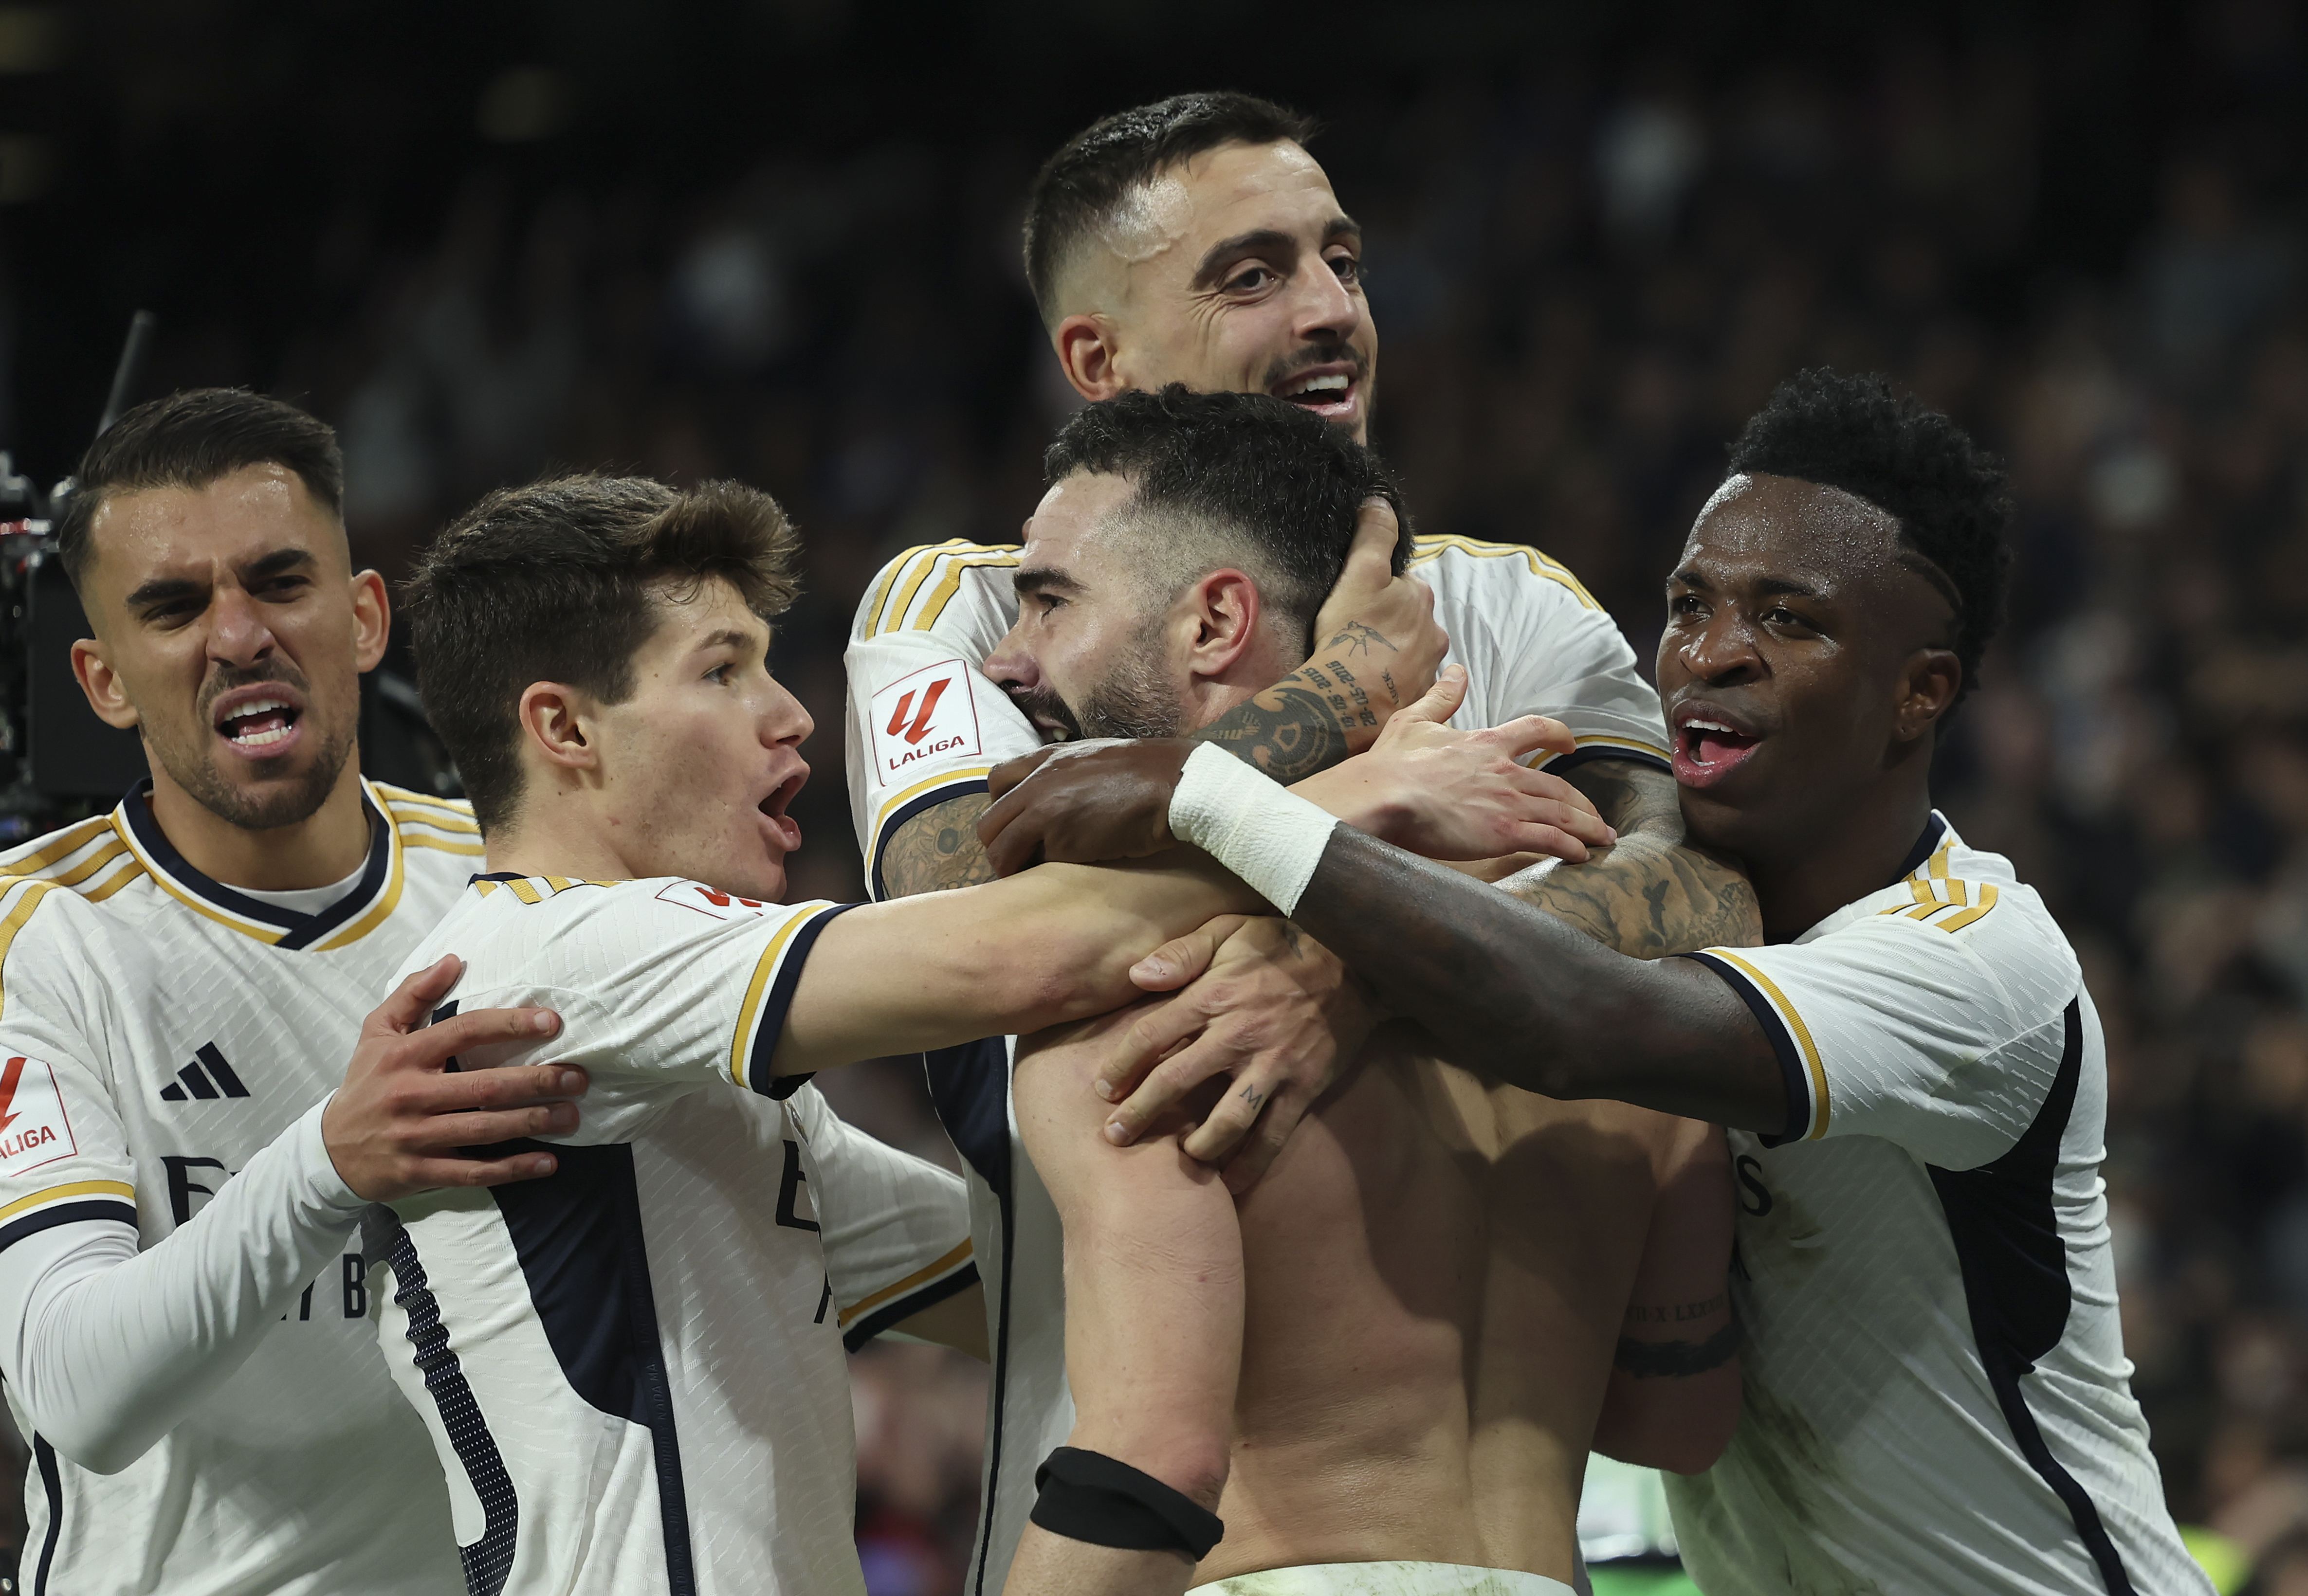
left=1893, top=812, right=1951, bottom=883
left=113, top=777, right=405, bottom=950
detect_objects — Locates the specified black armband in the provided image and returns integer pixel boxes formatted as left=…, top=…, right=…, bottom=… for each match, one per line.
left=1029, top=1446, right=1224, bottom=1560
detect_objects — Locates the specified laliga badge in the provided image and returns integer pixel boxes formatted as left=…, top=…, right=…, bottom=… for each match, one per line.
left=869, top=658, right=983, bottom=787
left=656, top=881, right=773, bottom=921
left=0, top=1055, right=77, bottom=1175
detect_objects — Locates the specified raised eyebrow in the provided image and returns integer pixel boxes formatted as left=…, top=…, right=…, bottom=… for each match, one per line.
left=1192, top=228, right=1298, bottom=290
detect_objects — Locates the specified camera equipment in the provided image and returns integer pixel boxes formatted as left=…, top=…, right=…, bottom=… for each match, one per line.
left=0, top=314, right=459, bottom=843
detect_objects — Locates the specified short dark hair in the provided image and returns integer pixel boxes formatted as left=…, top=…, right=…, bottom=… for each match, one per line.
left=1023, top=91, right=1317, bottom=328
left=403, top=475, right=803, bottom=835
left=56, top=388, right=345, bottom=590
left=1726, top=369, right=2013, bottom=708
left=1043, top=385, right=1409, bottom=650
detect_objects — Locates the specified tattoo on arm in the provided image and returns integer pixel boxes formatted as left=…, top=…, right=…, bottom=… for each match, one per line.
left=1614, top=1315, right=1743, bottom=1379
left=1500, top=762, right=1763, bottom=957
left=878, top=793, right=997, bottom=898
left=1192, top=627, right=1396, bottom=783
left=1625, top=1291, right=1727, bottom=1326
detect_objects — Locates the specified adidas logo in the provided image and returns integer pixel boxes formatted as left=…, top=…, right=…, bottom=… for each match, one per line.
left=160, top=1043, right=250, bottom=1102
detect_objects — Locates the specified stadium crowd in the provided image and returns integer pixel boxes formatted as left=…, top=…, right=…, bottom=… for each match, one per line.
left=6, top=7, right=2307, bottom=1593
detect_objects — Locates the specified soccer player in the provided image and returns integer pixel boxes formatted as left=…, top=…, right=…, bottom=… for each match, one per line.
left=980, top=371, right=2215, bottom=1596
left=843, top=93, right=1758, bottom=1594
left=374, top=471, right=1554, bottom=1595
left=958, top=387, right=1739, bottom=1596
left=0, top=388, right=593, bottom=1595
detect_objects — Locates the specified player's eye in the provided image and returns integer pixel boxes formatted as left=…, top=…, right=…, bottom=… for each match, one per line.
left=1670, top=592, right=1706, bottom=618
left=705, top=662, right=733, bottom=684
left=1328, top=252, right=1362, bottom=286
left=1225, top=264, right=1276, bottom=295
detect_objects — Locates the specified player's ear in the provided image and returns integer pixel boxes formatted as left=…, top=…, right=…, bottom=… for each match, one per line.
left=1183, top=570, right=1263, bottom=682
left=1054, top=313, right=1128, bottom=401
left=71, top=638, right=140, bottom=730
left=349, top=570, right=390, bottom=674
left=518, top=682, right=597, bottom=774
left=1893, top=647, right=1962, bottom=744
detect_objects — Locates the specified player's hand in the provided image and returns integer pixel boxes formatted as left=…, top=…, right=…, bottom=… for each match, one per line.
left=1303, top=497, right=1447, bottom=749
left=1095, top=915, right=1374, bottom=1194
left=979, top=737, right=1196, bottom=875
left=1296, top=666, right=1615, bottom=862
left=323, top=956, right=586, bottom=1202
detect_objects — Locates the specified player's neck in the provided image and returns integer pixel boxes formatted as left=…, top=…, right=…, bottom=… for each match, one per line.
left=146, top=756, right=373, bottom=892
left=1745, top=779, right=1938, bottom=943
left=481, top=815, right=636, bottom=886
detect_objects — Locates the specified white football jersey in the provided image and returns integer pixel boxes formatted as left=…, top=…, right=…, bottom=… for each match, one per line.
left=370, top=875, right=977, bottom=1596
left=0, top=780, right=483, bottom=1596
left=1666, top=815, right=2209, bottom=1596
left=842, top=534, right=1672, bottom=1594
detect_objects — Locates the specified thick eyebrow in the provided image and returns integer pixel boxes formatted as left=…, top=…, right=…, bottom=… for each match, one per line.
left=123, top=546, right=316, bottom=612
left=1191, top=228, right=1298, bottom=290
left=695, top=626, right=766, bottom=656
left=1013, top=565, right=1083, bottom=598
left=1666, top=567, right=1825, bottom=601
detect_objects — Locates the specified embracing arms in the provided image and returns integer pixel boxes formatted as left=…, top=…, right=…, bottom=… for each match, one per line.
left=977, top=725, right=1791, bottom=1134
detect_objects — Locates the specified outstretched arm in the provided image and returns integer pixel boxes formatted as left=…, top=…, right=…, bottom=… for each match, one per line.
left=1003, top=1004, right=1241, bottom=1596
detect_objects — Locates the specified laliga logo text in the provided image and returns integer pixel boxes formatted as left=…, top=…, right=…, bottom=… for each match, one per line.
left=870, top=660, right=982, bottom=783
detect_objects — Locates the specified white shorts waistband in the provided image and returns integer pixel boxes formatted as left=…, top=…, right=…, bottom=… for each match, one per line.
left=1187, top=1562, right=1577, bottom=1596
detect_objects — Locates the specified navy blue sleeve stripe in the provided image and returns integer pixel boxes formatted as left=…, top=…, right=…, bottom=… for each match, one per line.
left=0, top=1200, right=137, bottom=1255
left=1681, top=952, right=1810, bottom=1146
left=869, top=776, right=993, bottom=902
left=842, top=1259, right=981, bottom=1352
left=747, top=903, right=860, bottom=1100
left=1543, top=744, right=1672, bottom=777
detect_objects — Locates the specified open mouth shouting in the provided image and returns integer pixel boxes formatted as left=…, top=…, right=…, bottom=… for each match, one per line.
left=1671, top=701, right=1764, bottom=790
left=1269, top=361, right=1361, bottom=423
left=210, top=682, right=307, bottom=761
left=757, top=768, right=807, bottom=854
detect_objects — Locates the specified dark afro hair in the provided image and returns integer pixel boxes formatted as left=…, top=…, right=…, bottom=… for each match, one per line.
left=1726, top=368, right=2014, bottom=709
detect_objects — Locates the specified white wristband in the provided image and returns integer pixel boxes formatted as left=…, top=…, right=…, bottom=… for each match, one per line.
left=1168, top=743, right=1339, bottom=916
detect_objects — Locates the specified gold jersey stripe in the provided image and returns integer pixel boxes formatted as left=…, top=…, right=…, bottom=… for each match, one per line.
left=505, top=879, right=543, bottom=905
left=0, top=816, right=116, bottom=876
left=0, top=1179, right=136, bottom=1226
left=1408, top=534, right=1606, bottom=611
left=1937, top=884, right=2000, bottom=933
left=371, top=784, right=474, bottom=818
left=913, top=555, right=1021, bottom=632
left=390, top=806, right=480, bottom=834
left=312, top=825, right=407, bottom=953
left=0, top=880, right=60, bottom=1021
left=1708, top=949, right=1832, bottom=1139
left=403, top=834, right=486, bottom=857
left=871, top=541, right=974, bottom=636
left=837, top=1239, right=975, bottom=1328
left=82, top=859, right=147, bottom=904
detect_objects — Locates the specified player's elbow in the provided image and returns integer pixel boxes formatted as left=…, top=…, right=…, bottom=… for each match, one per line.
left=1593, top=1361, right=1742, bottom=1476
left=27, top=1395, right=153, bottom=1474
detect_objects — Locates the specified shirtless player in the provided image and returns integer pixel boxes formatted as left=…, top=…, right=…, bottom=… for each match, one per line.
left=977, top=388, right=1740, bottom=1596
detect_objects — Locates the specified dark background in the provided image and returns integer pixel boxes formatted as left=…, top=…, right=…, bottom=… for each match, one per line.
left=6, top=2, right=2308, bottom=1591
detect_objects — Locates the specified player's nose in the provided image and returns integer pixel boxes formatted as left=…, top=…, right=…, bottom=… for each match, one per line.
left=983, top=626, right=1039, bottom=691
left=206, top=587, right=278, bottom=668
left=1292, top=260, right=1362, bottom=342
left=760, top=673, right=814, bottom=746
left=1680, top=610, right=1764, bottom=685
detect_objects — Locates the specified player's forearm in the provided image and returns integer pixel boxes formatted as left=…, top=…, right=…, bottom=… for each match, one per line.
left=878, top=793, right=997, bottom=898
left=0, top=1100, right=365, bottom=1471
left=1291, top=828, right=1787, bottom=1130
left=1190, top=626, right=1399, bottom=783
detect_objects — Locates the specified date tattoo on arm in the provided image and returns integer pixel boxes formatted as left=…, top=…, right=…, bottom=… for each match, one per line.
left=877, top=792, right=998, bottom=898
left=1191, top=622, right=1399, bottom=784
left=1499, top=761, right=1763, bottom=957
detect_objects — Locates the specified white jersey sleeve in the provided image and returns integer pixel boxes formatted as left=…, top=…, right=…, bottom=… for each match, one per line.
left=1686, top=835, right=2079, bottom=1170
left=1410, top=536, right=1672, bottom=772
left=432, top=877, right=853, bottom=1140
left=0, top=882, right=367, bottom=1469
left=845, top=542, right=1041, bottom=900
left=786, top=1084, right=977, bottom=1349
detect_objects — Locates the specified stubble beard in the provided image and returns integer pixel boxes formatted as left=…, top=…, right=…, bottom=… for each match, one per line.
left=145, top=666, right=358, bottom=833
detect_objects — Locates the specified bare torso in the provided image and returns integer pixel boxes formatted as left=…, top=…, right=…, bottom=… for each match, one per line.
left=1199, top=1022, right=1676, bottom=1587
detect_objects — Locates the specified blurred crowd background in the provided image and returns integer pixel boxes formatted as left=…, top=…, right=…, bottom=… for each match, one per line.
left=6, top=0, right=2308, bottom=1590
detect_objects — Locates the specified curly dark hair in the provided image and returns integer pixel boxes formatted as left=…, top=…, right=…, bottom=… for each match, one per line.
left=1726, top=368, right=2014, bottom=708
